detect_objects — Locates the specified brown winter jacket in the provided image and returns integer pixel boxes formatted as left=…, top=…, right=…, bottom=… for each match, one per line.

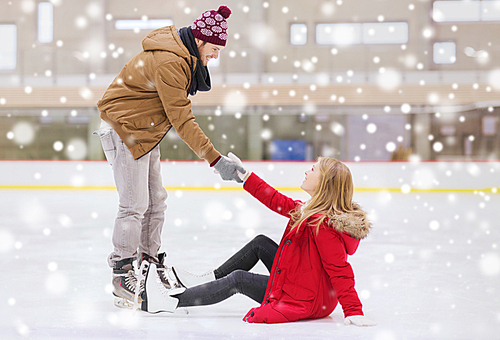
left=97, top=25, right=221, bottom=163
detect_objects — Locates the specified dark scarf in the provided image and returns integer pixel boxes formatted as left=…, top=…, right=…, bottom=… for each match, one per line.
left=178, top=27, right=211, bottom=96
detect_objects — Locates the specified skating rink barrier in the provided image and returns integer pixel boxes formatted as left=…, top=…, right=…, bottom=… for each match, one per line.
left=0, top=160, right=498, bottom=193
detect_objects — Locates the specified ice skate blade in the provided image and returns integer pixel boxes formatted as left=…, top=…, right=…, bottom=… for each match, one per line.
left=114, top=296, right=134, bottom=309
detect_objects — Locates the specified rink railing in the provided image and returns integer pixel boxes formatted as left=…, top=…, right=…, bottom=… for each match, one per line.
left=0, top=160, right=498, bottom=193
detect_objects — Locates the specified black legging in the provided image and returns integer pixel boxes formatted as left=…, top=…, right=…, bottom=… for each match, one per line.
left=176, top=234, right=278, bottom=307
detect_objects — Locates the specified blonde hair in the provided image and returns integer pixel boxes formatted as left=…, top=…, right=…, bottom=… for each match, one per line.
left=289, top=157, right=355, bottom=233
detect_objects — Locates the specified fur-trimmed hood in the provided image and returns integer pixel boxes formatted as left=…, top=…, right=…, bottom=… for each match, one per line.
left=327, top=203, right=372, bottom=240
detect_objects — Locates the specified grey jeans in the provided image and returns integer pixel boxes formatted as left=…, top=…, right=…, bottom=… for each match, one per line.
left=177, top=234, right=278, bottom=307
left=97, top=128, right=167, bottom=268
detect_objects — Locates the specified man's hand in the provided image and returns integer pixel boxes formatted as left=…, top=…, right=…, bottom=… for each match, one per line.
left=213, top=155, right=246, bottom=183
left=344, top=315, right=377, bottom=327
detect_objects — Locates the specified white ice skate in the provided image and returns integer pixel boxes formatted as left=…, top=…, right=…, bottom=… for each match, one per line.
left=141, top=262, right=183, bottom=313
left=146, top=252, right=185, bottom=295
left=156, top=265, right=186, bottom=295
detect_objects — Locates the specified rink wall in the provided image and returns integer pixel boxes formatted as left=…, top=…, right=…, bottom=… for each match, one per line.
left=0, top=160, right=498, bottom=193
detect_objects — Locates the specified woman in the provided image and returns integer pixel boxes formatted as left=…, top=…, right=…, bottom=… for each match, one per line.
left=139, top=156, right=376, bottom=326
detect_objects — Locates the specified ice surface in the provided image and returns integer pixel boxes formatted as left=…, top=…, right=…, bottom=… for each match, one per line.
left=1, top=188, right=499, bottom=339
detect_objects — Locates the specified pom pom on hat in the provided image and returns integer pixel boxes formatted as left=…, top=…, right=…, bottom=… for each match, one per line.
left=191, top=6, right=232, bottom=46
left=217, top=6, right=231, bottom=19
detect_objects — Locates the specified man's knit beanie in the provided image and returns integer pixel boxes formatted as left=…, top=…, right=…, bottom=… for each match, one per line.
left=191, top=6, right=231, bottom=46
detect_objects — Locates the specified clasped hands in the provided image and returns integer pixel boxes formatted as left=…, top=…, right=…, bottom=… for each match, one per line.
left=213, top=152, right=250, bottom=183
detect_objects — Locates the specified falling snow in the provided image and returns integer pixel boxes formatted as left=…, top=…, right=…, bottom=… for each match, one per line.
left=1, top=0, right=500, bottom=339
left=2, top=166, right=499, bottom=339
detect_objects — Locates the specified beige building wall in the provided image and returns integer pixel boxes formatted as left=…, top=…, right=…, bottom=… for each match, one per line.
left=1, top=0, right=499, bottom=161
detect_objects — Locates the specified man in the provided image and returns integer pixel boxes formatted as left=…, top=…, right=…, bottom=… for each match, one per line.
left=94, top=5, right=243, bottom=308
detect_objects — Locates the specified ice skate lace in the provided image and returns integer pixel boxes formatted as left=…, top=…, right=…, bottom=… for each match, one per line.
left=133, top=261, right=149, bottom=311
left=158, top=267, right=183, bottom=289
left=155, top=268, right=174, bottom=299
left=124, top=270, right=138, bottom=292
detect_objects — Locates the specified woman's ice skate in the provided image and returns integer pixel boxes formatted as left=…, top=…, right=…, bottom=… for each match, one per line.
left=141, top=262, right=185, bottom=313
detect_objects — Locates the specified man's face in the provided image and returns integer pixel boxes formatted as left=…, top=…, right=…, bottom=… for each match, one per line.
left=196, top=40, right=223, bottom=66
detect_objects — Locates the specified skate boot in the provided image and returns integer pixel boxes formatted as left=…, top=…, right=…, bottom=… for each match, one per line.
left=140, top=253, right=185, bottom=296
left=171, top=266, right=216, bottom=288
left=141, top=262, right=181, bottom=313
left=112, top=257, right=143, bottom=309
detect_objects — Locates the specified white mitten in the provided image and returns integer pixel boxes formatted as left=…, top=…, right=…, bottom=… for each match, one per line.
left=213, top=155, right=245, bottom=183
left=344, top=315, right=377, bottom=327
left=227, top=152, right=251, bottom=181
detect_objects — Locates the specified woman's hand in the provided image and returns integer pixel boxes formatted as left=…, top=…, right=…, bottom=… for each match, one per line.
left=228, top=152, right=251, bottom=182
left=213, top=155, right=245, bottom=183
left=344, top=315, right=377, bottom=327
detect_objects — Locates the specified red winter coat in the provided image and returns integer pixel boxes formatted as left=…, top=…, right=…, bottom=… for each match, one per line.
left=242, top=173, right=371, bottom=324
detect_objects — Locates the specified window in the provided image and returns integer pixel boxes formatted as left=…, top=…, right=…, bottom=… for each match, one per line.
left=482, top=116, right=498, bottom=136
left=38, top=2, right=53, bottom=43
left=482, top=1, right=500, bottom=21
left=290, top=24, right=307, bottom=45
left=433, top=1, right=481, bottom=22
left=362, top=22, right=408, bottom=44
left=316, top=23, right=361, bottom=45
left=115, top=19, right=173, bottom=30
left=316, top=22, right=408, bottom=45
left=433, top=1, right=500, bottom=22
left=0, top=25, right=17, bottom=70
left=433, top=42, right=456, bottom=64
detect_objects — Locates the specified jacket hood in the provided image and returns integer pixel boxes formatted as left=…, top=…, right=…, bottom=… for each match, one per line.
left=329, top=203, right=372, bottom=240
left=326, top=203, right=371, bottom=255
left=142, top=25, right=191, bottom=62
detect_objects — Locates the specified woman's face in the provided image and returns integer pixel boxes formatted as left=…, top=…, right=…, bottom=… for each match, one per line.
left=300, top=161, right=322, bottom=196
